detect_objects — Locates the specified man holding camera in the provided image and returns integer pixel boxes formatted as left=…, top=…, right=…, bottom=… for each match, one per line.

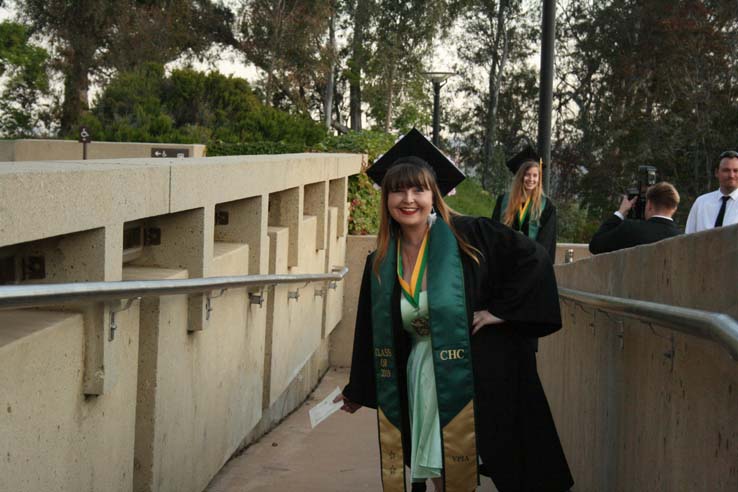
left=589, top=182, right=682, bottom=254
left=685, top=150, right=738, bottom=233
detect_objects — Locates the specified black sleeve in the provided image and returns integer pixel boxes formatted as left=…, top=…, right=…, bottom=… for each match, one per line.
left=461, top=217, right=563, bottom=338
left=491, top=194, right=504, bottom=221
left=588, top=214, right=626, bottom=254
left=536, top=199, right=557, bottom=261
left=342, top=254, right=378, bottom=409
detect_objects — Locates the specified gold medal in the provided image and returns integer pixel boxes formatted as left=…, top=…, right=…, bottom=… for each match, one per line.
left=410, top=316, right=430, bottom=337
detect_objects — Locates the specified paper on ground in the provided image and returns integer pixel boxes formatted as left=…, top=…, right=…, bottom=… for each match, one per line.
left=309, top=386, right=343, bottom=428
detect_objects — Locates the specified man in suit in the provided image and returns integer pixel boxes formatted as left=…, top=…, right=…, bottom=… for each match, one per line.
left=589, top=182, right=682, bottom=254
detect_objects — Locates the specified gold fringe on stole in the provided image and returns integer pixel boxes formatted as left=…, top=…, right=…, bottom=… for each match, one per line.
left=378, top=407, right=405, bottom=491
left=442, top=401, right=478, bottom=492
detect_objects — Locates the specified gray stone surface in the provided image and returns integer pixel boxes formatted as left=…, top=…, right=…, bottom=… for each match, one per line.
left=206, top=368, right=499, bottom=492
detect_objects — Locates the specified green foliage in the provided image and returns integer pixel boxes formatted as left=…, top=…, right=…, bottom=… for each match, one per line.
left=347, top=172, right=382, bottom=235
left=359, top=0, right=452, bottom=130
left=83, top=65, right=326, bottom=145
left=208, top=141, right=305, bottom=156
left=556, top=200, right=600, bottom=244
left=239, top=0, right=332, bottom=112
left=313, top=130, right=397, bottom=234
left=445, top=177, right=495, bottom=218
left=17, top=0, right=235, bottom=132
left=313, top=130, right=396, bottom=162
left=556, top=0, right=738, bottom=218
left=0, top=22, right=54, bottom=137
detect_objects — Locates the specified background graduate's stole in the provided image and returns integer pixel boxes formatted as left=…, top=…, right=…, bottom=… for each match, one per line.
left=370, top=219, right=478, bottom=492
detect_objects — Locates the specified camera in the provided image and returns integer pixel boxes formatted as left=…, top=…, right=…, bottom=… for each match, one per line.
left=626, top=165, right=657, bottom=220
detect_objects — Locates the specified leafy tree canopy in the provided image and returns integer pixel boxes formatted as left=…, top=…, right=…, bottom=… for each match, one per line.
left=81, top=64, right=326, bottom=145
left=0, top=21, right=54, bottom=137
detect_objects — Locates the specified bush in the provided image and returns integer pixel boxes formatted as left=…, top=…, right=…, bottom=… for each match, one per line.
left=445, top=178, right=495, bottom=218
left=556, top=199, right=600, bottom=243
left=207, top=141, right=305, bottom=156
left=80, top=64, right=326, bottom=146
left=313, top=131, right=397, bottom=235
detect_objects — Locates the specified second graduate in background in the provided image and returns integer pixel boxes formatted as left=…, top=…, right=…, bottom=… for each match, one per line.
left=492, top=147, right=557, bottom=261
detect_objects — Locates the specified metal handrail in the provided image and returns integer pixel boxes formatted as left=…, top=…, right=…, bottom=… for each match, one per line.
left=0, top=267, right=348, bottom=310
left=558, top=287, right=738, bottom=361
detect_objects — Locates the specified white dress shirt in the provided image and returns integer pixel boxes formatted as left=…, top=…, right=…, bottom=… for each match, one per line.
left=685, top=188, right=738, bottom=233
left=614, top=211, right=674, bottom=221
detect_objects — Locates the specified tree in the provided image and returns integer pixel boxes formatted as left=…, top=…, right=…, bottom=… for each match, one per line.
left=364, top=0, right=448, bottom=131
left=17, top=0, right=234, bottom=135
left=556, top=0, right=738, bottom=218
left=343, top=0, right=374, bottom=130
left=0, top=21, right=54, bottom=137
left=85, top=64, right=326, bottom=145
left=449, top=0, right=538, bottom=194
left=238, top=0, right=333, bottom=112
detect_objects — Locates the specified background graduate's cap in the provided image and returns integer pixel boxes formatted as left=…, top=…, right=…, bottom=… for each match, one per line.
left=366, top=128, right=465, bottom=196
left=506, top=146, right=541, bottom=175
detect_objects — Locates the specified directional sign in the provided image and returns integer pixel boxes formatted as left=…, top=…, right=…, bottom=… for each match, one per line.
left=78, top=126, right=91, bottom=143
left=151, top=148, right=190, bottom=158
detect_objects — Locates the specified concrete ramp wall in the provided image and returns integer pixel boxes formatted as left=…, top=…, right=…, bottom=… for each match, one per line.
left=542, top=226, right=738, bottom=491
left=0, top=153, right=361, bottom=492
left=333, top=231, right=738, bottom=491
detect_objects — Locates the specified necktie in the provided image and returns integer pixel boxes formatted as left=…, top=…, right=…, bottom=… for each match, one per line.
left=714, top=195, right=730, bottom=227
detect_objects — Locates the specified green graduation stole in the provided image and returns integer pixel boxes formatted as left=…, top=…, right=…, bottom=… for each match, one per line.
left=501, top=193, right=547, bottom=239
left=371, top=219, right=478, bottom=492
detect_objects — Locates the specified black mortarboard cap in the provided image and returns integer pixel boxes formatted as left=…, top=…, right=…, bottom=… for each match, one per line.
left=506, top=146, right=541, bottom=175
left=366, top=128, right=465, bottom=196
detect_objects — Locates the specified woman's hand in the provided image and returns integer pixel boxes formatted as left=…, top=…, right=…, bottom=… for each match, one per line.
left=472, top=310, right=504, bottom=335
left=334, top=393, right=362, bottom=413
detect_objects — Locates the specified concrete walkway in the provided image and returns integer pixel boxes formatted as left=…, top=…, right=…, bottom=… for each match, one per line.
left=205, top=368, right=498, bottom=492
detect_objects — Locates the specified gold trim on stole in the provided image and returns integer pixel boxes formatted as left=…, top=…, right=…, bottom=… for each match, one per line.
left=442, top=401, right=478, bottom=491
left=378, top=407, right=405, bottom=491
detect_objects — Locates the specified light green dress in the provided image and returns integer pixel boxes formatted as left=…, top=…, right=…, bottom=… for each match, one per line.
left=400, top=291, right=443, bottom=481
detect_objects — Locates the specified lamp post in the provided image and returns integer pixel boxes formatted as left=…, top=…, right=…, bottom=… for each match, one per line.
left=538, top=0, right=555, bottom=194
left=422, top=71, right=454, bottom=146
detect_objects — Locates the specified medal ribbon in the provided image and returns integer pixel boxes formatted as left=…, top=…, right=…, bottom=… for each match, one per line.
left=397, top=230, right=429, bottom=309
left=517, top=195, right=532, bottom=226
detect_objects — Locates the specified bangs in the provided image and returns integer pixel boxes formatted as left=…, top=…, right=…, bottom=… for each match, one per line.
left=382, top=162, right=434, bottom=191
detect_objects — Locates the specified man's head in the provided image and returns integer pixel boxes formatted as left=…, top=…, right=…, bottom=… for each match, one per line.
left=716, top=150, right=738, bottom=195
left=645, top=182, right=679, bottom=219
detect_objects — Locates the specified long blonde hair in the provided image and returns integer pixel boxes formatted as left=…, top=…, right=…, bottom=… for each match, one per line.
left=373, top=160, right=479, bottom=275
left=502, top=160, right=544, bottom=227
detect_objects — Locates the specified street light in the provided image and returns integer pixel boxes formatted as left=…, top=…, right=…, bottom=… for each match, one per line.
left=421, top=71, right=455, bottom=146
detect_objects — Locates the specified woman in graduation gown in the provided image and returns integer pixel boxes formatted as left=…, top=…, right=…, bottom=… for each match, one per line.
left=336, top=129, right=573, bottom=492
left=491, top=148, right=557, bottom=261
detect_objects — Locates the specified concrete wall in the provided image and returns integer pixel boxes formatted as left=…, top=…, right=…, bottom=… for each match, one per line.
left=329, top=235, right=377, bottom=368
left=541, top=225, right=738, bottom=492
left=0, top=139, right=206, bottom=162
left=554, top=242, right=591, bottom=264
left=0, top=153, right=360, bottom=492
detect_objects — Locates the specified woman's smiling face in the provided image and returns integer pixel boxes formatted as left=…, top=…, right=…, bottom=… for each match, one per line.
left=523, top=165, right=540, bottom=192
left=387, top=185, right=433, bottom=229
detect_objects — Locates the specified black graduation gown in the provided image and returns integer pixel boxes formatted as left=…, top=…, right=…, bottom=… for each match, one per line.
left=343, top=216, right=574, bottom=492
left=588, top=215, right=682, bottom=254
left=491, top=193, right=557, bottom=261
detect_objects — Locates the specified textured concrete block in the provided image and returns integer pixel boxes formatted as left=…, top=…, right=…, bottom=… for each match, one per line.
left=0, top=307, right=139, bottom=492
left=329, top=235, right=376, bottom=367
left=0, top=161, right=170, bottom=247
left=269, top=187, right=303, bottom=268
left=304, top=181, right=329, bottom=250
left=214, top=195, right=269, bottom=275
left=540, top=226, right=738, bottom=492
